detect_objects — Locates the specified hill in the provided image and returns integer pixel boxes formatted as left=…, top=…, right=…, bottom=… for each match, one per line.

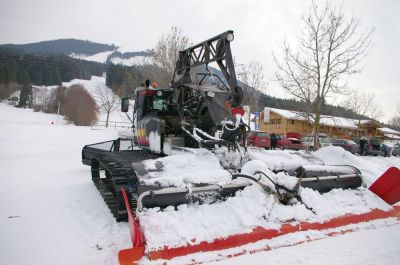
left=0, top=47, right=106, bottom=88
left=0, top=39, right=117, bottom=56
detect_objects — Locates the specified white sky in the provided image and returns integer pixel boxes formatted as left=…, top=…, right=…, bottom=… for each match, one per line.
left=0, top=0, right=399, bottom=122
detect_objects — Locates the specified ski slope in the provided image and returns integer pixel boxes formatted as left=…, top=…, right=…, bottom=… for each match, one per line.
left=0, top=103, right=399, bottom=265
left=69, top=50, right=152, bottom=66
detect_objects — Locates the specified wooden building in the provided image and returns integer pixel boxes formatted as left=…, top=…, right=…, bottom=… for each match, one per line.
left=259, top=107, right=384, bottom=139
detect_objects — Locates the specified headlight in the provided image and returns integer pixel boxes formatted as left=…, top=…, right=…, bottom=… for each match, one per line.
left=226, top=32, right=234, bottom=42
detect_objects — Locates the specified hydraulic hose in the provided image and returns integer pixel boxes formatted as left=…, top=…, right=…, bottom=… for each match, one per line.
left=232, top=171, right=316, bottom=214
left=232, top=173, right=274, bottom=194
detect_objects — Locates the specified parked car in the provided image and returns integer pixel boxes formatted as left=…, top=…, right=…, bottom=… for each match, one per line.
left=395, top=143, right=400, bottom=156
left=286, top=132, right=302, bottom=140
left=276, top=136, right=305, bottom=150
left=301, top=133, right=332, bottom=150
left=247, top=131, right=271, bottom=149
left=381, top=142, right=400, bottom=157
left=356, top=138, right=381, bottom=156
left=331, top=139, right=359, bottom=154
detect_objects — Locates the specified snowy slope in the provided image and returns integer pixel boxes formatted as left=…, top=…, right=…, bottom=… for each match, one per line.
left=70, top=51, right=115, bottom=64
left=109, top=55, right=152, bottom=66
left=69, top=49, right=152, bottom=66
left=0, top=103, right=399, bottom=265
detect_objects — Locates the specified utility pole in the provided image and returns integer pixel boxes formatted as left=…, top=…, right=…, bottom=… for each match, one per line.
left=57, top=101, right=60, bottom=125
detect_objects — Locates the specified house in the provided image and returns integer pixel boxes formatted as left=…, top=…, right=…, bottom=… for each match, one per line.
left=378, top=127, right=400, bottom=142
left=258, top=107, right=385, bottom=140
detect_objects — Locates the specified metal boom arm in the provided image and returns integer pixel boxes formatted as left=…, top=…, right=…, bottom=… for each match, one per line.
left=172, top=30, right=243, bottom=107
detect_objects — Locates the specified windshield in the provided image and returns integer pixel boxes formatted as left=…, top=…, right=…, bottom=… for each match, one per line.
left=153, top=97, right=166, bottom=110
left=346, top=140, right=356, bottom=145
left=320, top=137, right=331, bottom=143
left=256, top=132, right=269, bottom=137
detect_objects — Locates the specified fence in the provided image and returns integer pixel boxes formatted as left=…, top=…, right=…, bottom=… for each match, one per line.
left=91, top=120, right=132, bottom=130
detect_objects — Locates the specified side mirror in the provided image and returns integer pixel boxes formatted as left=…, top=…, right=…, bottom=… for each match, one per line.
left=121, top=97, right=129, bottom=112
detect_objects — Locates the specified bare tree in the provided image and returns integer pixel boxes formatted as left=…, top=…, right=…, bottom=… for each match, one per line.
left=153, top=26, right=190, bottom=79
left=95, top=84, right=119, bottom=127
left=343, top=88, right=382, bottom=137
left=238, top=61, right=267, bottom=128
left=0, top=82, right=21, bottom=100
left=239, top=61, right=267, bottom=112
left=388, top=103, right=400, bottom=130
left=63, top=85, right=98, bottom=126
left=274, top=1, right=374, bottom=147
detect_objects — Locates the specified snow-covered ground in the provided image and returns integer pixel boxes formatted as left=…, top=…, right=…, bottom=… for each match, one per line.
left=0, top=103, right=130, bottom=265
left=69, top=50, right=152, bottom=66
left=0, top=103, right=399, bottom=265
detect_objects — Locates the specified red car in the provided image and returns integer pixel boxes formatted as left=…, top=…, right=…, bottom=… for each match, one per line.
left=276, top=136, right=305, bottom=150
left=247, top=131, right=271, bottom=149
left=286, top=132, right=302, bottom=140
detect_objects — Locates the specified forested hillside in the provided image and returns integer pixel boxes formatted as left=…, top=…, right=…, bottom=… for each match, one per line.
left=0, top=48, right=106, bottom=86
left=0, top=39, right=116, bottom=56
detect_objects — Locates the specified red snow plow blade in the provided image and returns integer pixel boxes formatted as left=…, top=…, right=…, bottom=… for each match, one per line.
left=369, top=167, right=400, bottom=205
left=118, top=168, right=400, bottom=265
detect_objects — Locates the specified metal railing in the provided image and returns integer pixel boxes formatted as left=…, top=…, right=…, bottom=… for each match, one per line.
left=91, top=120, right=132, bottom=130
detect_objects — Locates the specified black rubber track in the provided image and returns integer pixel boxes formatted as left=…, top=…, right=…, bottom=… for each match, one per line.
left=90, top=150, right=160, bottom=221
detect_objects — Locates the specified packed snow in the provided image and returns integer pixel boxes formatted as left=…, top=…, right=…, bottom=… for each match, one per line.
left=1, top=103, right=399, bottom=265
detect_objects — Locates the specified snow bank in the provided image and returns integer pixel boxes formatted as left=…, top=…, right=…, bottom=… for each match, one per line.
left=314, top=146, right=400, bottom=185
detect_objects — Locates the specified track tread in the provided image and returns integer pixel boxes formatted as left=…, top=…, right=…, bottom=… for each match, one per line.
left=91, top=150, right=161, bottom=221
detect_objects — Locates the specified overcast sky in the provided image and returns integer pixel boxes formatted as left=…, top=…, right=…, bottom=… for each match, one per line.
left=1, top=0, right=399, bottom=122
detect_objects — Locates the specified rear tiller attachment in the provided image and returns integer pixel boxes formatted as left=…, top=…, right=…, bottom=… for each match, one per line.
left=118, top=167, right=400, bottom=265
